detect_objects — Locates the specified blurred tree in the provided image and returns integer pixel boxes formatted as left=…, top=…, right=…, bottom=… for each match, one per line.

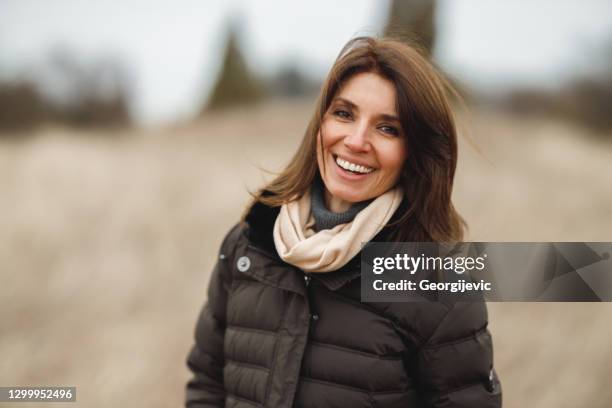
left=45, top=51, right=132, bottom=128
left=0, top=50, right=132, bottom=134
left=384, top=0, right=437, bottom=57
left=0, top=80, right=47, bottom=132
left=205, top=23, right=264, bottom=110
left=266, top=64, right=320, bottom=98
left=503, top=39, right=612, bottom=133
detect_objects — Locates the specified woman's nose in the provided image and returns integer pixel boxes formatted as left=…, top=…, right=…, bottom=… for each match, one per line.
left=343, top=123, right=370, bottom=152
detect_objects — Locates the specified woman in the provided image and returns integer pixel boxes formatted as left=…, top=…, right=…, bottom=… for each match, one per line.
left=186, top=37, right=502, bottom=407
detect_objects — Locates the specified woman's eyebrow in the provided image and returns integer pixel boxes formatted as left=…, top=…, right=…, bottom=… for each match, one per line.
left=334, top=97, right=399, bottom=122
left=379, top=113, right=400, bottom=123
left=333, top=97, right=357, bottom=109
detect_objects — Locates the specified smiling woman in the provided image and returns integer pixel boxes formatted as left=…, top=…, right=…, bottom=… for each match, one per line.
left=186, top=37, right=502, bottom=408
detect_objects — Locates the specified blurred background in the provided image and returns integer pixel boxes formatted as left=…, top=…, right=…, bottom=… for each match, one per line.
left=1, top=0, right=611, bottom=407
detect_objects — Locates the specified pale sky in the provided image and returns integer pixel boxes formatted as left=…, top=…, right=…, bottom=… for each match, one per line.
left=0, top=0, right=611, bottom=125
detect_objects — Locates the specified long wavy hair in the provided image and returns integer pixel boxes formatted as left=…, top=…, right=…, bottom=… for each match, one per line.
left=244, top=36, right=466, bottom=242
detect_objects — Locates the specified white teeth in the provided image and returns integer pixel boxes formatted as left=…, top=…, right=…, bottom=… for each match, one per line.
left=335, top=157, right=373, bottom=174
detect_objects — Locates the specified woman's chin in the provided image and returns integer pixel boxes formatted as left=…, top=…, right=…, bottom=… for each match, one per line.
left=326, top=185, right=371, bottom=205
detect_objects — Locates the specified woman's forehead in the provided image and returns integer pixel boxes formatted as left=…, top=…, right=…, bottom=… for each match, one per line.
left=334, top=72, right=398, bottom=116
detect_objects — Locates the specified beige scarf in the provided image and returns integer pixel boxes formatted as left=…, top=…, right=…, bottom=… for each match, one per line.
left=273, top=187, right=403, bottom=272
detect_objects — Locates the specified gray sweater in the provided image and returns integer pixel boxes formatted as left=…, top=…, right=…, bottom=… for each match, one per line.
left=310, top=177, right=371, bottom=231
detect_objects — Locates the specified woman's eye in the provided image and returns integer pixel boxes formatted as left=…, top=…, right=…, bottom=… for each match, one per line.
left=380, top=125, right=399, bottom=136
left=333, top=109, right=351, bottom=119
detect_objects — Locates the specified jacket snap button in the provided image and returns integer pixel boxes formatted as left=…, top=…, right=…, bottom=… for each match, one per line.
left=311, top=313, right=319, bottom=321
left=304, top=275, right=311, bottom=284
left=486, top=369, right=495, bottom=391
left=237, top=256, right=251, bottom=272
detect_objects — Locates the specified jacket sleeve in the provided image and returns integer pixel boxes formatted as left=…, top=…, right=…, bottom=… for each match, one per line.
left=185, top=224, right=242, bottom=407
left=413, top=302, right=502, bottom=408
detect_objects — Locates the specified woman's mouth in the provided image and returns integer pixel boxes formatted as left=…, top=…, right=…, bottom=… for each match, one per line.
left=332, top=154, right=374, bottom=176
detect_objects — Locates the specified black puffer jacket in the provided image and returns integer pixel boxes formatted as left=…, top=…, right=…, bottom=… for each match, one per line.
left=186, top=201, right=502, bottom=407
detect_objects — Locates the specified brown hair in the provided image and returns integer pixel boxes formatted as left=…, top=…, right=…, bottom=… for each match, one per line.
left=244, top=36, right=466, bottom=242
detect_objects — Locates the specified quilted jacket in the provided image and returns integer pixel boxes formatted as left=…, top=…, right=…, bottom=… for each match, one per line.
left=186, top=200, right=502, bottom=407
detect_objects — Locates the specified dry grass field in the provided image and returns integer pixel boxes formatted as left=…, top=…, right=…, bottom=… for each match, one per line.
left=1, top=99, right=611, bottom=407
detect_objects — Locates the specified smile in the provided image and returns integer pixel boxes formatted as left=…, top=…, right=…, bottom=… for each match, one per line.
left=334, top=155, right=374, bottom=174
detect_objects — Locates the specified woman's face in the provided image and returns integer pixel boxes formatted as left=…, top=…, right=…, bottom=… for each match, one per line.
left=317, top=72, right=407, bottom=212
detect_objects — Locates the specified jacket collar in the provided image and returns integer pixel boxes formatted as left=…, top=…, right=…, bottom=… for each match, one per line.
left=243, top=195, right=409, bottom=291
left=244, top=199, right=280, bottom=259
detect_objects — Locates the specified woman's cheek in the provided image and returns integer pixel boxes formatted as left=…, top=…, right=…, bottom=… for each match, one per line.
left=322, top=121, right=349, bottom=146
left=320, top=126, right=334, bottom=147
left=380, top=143, right=407, bottom=179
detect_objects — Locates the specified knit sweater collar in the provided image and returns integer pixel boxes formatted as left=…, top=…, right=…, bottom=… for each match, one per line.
left=310, top=176, right=372, bottom=232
